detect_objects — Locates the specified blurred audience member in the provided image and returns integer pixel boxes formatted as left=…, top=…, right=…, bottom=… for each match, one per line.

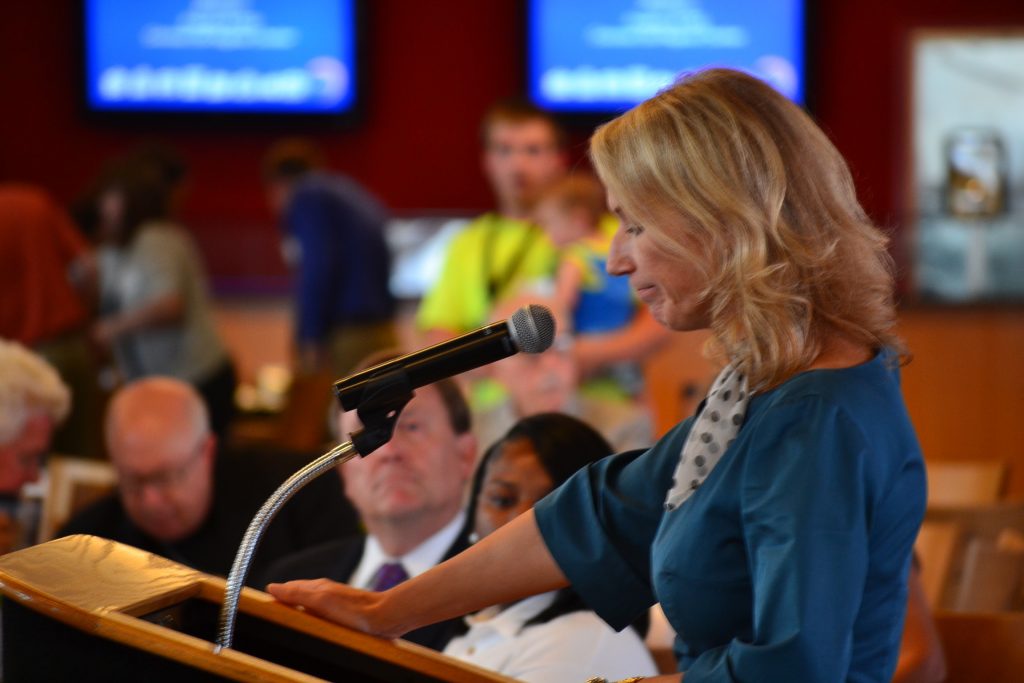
left=0, top=183, right=103, bottom=457
left=0, top=339, right=70, bottom=553
left=417, top=102, right=666, bottom=414
left=263, top=138, right=396, bottom=378
left=59, top=377, right=357, bottom=582
left=444, top=413, right=657, bottom=682
left=475, top=296, right=653, bottom=453
left=92, top=163, right=237, bottom=439
left=262, top=364, right=477, bottom=651
left=536, top=174, right=630, bottom=332
left=124, top=141, right=190, bottom=215
left=416, top=99, right=567, bottom=343
left=534, top=173, right=669, bottom=399
left=894, top=563, right=947, bottom=683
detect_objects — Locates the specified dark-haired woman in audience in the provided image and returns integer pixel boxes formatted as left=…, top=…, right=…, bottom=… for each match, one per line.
left=443, top=413, right=656, bottom=682
left=92, top=166, right=237, bottom=439
left=269, top=69, right=926, bottom=683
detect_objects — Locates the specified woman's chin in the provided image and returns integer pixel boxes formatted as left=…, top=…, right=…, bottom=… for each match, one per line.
left=646, top=303, right=671, bottom=328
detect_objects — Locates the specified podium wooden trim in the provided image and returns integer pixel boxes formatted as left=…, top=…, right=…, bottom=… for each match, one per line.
left=0, top=535, right=515, bottom=682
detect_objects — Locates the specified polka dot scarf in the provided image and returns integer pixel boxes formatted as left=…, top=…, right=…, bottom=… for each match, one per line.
left=664, top=364, right=749, bottom=511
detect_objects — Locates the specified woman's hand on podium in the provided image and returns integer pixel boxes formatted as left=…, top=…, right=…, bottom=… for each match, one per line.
left=267, top=578, right=405, bottom=639
left=267, top=512, right=569, bottom=641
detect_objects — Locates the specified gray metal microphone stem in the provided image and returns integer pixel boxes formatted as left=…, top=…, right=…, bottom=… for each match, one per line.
left=216, top=366, right=414, bottom=651
left=215, top=440, right=358, bottom=651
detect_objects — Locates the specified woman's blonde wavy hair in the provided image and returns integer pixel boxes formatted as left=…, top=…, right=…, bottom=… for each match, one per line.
left=590, top=68, right=905, bottom=390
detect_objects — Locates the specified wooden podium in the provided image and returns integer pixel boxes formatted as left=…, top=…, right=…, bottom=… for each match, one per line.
left=0, top=535, right=515, bottom=682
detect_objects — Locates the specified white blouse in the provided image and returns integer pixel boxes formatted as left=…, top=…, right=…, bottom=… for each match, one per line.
left=444, top=591, right=658, bottom=683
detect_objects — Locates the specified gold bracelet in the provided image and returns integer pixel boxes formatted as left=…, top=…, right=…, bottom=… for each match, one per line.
left=586, top=678, right=646, bottom=683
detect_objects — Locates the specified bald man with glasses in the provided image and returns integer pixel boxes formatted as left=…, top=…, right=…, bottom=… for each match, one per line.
left=59, top=377, right=358, bottom=582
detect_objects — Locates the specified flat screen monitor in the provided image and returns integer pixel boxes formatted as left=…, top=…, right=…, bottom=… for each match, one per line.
left=527, top=0, right=807, bottom=118
left=82, top=0, right=361, bottom=124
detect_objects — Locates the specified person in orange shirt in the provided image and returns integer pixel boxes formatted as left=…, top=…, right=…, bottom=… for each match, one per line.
left=0, top=183, right=102, bottom=457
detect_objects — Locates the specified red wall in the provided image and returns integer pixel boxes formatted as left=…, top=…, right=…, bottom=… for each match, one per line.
left=2, top=1, right=1022, bottom=287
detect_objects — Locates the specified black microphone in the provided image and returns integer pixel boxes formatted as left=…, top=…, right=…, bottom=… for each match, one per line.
left=333, top=304, right=556, bottom=412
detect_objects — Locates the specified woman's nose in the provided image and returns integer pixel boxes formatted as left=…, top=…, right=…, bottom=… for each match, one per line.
left=607, top=229, right=633, bottom=276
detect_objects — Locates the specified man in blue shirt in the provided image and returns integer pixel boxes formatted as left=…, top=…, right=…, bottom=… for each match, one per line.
left=264, top=139, right=396, bottom=377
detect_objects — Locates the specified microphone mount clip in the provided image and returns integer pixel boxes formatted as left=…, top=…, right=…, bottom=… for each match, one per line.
left=348, top=368, right=415, bottom=456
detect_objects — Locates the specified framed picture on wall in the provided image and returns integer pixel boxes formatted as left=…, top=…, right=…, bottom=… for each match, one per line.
left=908, top=30, right=1024, bottom=302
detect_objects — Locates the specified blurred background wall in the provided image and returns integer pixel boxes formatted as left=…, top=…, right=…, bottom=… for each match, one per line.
left=2, top=1, right=1022, bottom=263
left=1, top=1, right=1023, bottom=498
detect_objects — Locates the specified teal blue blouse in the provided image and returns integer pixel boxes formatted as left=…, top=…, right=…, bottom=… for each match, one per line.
left=535, top=351, right=926, bottom=682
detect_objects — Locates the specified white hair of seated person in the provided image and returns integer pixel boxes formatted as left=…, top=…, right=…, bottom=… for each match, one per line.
left=0, top=339, right=70, bottom=445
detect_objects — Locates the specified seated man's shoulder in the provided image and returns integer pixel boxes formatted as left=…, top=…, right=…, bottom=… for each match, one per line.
left=217, top=449, right=312, bottom=487
left=215, top=448, right=356, bottom=525
left=259, top=534, right=365, bottom=586
left=56, top=492, right=129, bottom=539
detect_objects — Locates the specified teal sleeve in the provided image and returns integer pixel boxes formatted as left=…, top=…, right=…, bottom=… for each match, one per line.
left=534, top=421, right=690, bottom=630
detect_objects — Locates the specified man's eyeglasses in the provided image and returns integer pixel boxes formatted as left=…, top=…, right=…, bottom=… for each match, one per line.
left=118, top=446, right=204, bottom=497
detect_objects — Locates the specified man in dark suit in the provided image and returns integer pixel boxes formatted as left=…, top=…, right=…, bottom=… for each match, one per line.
left=260, top=373, right=478, bottom=651
left=59, top=377, right=358, bottom=584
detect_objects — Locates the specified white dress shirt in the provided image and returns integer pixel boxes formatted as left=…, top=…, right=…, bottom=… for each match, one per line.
left=349, top=511, right=467, bottom=590
left=444, top=591, right=658, bottom=683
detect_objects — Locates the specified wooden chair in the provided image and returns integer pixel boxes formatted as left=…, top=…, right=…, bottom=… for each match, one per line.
left=952, top=535, right=1024, bottom=612
left=271, top=370, right=337, bottom=454
left=37, top=456, right=118, bottom=543
left=934, top=610, right=1024, bottom=682
left=229, top=371, right=336, bottom=456
left=917, top=502, right=1024, bottom=611
left=926, top=460, right=1007, bottom=508
left=916, top=459, right=1012, bottom=610
left=915, top=520, right=964, bottom=608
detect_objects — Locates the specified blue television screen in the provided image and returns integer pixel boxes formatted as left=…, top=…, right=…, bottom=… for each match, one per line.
left=527, top=0, right=806, bottom=114
left=83, top=0, right=358, bottom=117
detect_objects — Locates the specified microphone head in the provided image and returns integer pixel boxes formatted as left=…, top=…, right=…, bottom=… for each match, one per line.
left=508, top=304, right=556, bottom=354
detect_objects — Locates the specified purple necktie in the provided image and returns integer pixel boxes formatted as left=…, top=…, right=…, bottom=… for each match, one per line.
left=371, top=562, right=409, bottom=592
